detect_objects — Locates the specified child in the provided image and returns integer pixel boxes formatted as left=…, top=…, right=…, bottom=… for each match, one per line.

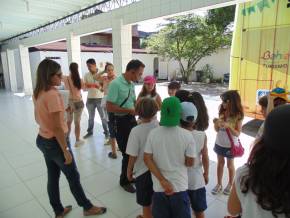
left=212, top=90, right=244, bottom=196
left=168, top=81, right=181, bottom=97
left=100, top=62, right=118, bottom=159
left=144, top=97, right=196, bottom=218
left=254, top=95, right=268, bottom=141
left=137, top=75, right=162, bottom=109
left=228, top=105, right=290, bottom=218
left=126, top=98, right=159, bottom=218
left=180, top=102, right=209, bottom=218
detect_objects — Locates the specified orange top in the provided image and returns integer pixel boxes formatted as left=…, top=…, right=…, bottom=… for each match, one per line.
left=63, top=76, right=84, bottom=100
left=33, top=88, right=68, bottom=139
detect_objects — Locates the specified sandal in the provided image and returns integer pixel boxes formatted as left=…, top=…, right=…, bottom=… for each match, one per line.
left=136, top=215, right=143, bottom=218
left=84, top=206, right=107, bottom=216
left=108, top=152, right=117, bottom=159
left=55, top=205, right=72, bottom=218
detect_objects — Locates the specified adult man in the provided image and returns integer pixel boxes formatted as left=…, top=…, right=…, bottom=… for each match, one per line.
left=106, top=59, right=145, bottom=193
left=83, top=59, right=109, bottom=140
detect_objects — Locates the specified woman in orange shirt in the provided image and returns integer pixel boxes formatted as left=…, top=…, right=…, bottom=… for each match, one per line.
left=33, top=59, right=106, bottom=218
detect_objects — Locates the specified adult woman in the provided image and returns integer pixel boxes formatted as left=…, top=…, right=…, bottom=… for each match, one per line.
left=63, top=62, right=85, bottom=147
left=228, top=105, right=290, bottom=218
left=33, top=59, right=106, bottom=218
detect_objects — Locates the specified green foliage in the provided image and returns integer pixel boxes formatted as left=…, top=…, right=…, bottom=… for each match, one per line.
left=146, top=15, right=229, bottom=83
left=200, top=64, right=214, bottom=83
left=206, top=5, right=236, bottom=33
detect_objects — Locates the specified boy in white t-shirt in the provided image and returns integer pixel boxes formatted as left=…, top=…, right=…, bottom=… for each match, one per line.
left=180, top=102, right=209, bottom=218
left=144, top=97, right=197, bottom=218
left=126, top=98, right=159, bottom=218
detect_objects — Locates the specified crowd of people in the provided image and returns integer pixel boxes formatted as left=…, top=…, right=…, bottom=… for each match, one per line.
left=32, top=58, right=290, bottom=218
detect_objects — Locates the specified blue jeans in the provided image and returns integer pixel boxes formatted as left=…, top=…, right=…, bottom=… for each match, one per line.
left=86, top=98, right=109, bottom=136
left=152, top=191, right=191, bottom=218
left=36, top=135, right=93, bottom=216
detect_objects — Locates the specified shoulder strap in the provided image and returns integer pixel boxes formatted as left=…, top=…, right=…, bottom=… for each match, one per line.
left=120, top=88, right=131, bottom=107
left=225, top=128, right=235, bottom=147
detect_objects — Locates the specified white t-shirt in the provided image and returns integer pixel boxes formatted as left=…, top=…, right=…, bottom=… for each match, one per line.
left=188, top=130, right=206, bottom=190
left=84, top=72, right=104, bottom=99
left=215, top=127, right=239, bottom=148
left=144, top=126, right=197, bottom=193
left=235, top=165, right=286, bottom=218
left=126, top=120, right=159, bottom=177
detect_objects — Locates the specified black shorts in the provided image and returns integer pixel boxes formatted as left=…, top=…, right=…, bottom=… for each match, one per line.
left=135, top=171, right=154, bottom=207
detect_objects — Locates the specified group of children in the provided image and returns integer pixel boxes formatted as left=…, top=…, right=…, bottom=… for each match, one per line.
left=126, top=76, right=246, bottom=218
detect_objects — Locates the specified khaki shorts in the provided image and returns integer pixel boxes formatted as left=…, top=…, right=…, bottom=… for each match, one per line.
left=67, top=99, right=83, bottom=124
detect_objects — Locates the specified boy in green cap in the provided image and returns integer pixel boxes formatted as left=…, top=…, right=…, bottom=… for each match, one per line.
left=144, top=96, right=197, bottom=218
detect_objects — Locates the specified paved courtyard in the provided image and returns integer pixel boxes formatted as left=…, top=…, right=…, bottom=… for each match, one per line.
left=0, top=83, right=256, bottom=218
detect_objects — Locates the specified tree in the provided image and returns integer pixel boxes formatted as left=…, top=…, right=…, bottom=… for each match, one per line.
left=206, top=5, right=236, bottom=33
left=146, top=15, right=229, bottom=83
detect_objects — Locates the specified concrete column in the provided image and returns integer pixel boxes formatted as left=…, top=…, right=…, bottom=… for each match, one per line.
left=19, top=45, right=33, bottom=95
left=66, top=32, right=82, bottom=76
left=1, top=51, right=11, bottom=90
left=112, top=19, right=132, bottom=74
left=6, top=49, right=18, bottom=92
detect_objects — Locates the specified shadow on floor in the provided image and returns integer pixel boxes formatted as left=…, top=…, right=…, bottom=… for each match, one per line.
left=242, top=119, right=263, bottom=137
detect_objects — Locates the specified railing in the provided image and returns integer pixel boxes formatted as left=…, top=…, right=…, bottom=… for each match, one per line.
left=2, top=0, right=140, bottom=44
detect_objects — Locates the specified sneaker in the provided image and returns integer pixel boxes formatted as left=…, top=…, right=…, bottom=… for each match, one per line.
left=108, top=152, right=117, bottom=159
left=122, top=184, right=136, bottom=193
left=223, top=184, right=232, bottom=195
left=104, top=138, right=110, bottom=145
left=83, top=133, right=93, bottom=139
left=211, top=184, right=223, bottom=195
left=83, top=206, right=107, bottom=216
left=74, top=140, right=85, bottom=147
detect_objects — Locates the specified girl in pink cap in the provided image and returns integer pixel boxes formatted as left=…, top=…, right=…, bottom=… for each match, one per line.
left=137, top=75, right=162, bottom=109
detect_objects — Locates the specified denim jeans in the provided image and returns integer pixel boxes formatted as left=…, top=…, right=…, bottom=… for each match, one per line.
left=115, top=115, right=137, bottom=186
left=36, top=135, right=93, bottom=216
left=86, top=98, right=109, bottom=136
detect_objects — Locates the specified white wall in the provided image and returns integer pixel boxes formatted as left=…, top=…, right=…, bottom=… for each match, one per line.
left=29, top=51, right=158, bottom=86
left=28, top=48, right=230, bottom=87
left=159, top=48, right=231, bottom=81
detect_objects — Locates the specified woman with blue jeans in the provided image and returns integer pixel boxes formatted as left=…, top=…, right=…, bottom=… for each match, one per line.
left=33, top=59, right=106, bottom=218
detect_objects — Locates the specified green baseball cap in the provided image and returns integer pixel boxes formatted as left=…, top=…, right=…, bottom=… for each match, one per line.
left=160, top=97, right=181, bottom=127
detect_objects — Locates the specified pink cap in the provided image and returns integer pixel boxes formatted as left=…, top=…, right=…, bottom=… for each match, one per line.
left=143, top=75, right=156, bottom=84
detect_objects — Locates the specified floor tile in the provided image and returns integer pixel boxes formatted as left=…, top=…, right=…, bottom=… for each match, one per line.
left=0, top=169, right=22, bottom=190
left=0, top=200, right=50, bottom=218
left=0, top=183, right=34, bottom=212
left=98, top=187, right=140, bottom=218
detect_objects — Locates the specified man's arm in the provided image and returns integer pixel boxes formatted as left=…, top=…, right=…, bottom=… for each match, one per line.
left=127, top=156, right=137, bottom=182
left=106, top=101, right=135, bottom=115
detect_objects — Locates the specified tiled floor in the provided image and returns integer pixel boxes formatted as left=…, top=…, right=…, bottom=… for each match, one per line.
left=0, top=84, right=254, bottom=218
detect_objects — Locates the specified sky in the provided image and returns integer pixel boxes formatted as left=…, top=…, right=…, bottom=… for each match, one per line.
left=137, top=10, right=208, bottom=32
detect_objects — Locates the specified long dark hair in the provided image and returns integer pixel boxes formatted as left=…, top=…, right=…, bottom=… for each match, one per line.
left=241, top=138, right=290, bottom=217
left=138, top=84, right=157, bottom=98
left=189, top=92, right=209, bottom=131
left=219, top=90, right=244, bottom=120
left=69, top=62, right=81, bottom=90
left=33, top=59, right=61, bottom=99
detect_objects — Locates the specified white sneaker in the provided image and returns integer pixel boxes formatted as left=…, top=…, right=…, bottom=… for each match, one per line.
left=211, top=184, right=223, bottom=195
left=223, top=184, right=232, bottom=195
left=75, top=140, right=85, bottom=147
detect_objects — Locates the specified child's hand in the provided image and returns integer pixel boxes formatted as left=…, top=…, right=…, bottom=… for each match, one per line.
left=203, top=173, right=209, bottom=185
left=160, top=179, right=174, bottom=195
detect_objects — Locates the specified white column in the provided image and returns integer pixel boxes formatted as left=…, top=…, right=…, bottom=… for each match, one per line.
left=19, top=45, right=33, bottom=95
left=66, top=32, right=82, bottom=76
left=1, top=51, right=11, bottom=90
left=112, top=19, right=132, bottom=74
left=6, top=49, right=18, bottom=92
